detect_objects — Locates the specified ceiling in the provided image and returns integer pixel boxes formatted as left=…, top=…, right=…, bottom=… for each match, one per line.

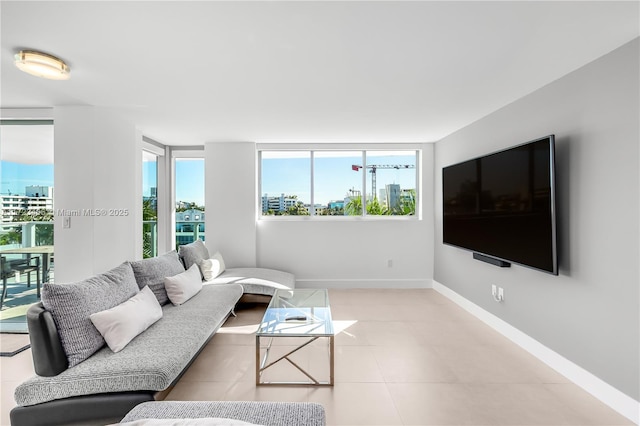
left=1, top=1, right=638, bottom=146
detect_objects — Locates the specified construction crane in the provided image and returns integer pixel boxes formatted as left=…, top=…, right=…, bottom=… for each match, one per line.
left=351, top=164, right=415, bottom=198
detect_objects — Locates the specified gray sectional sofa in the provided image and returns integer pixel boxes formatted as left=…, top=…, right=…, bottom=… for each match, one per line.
left=10, top=240, right=295, bottom=426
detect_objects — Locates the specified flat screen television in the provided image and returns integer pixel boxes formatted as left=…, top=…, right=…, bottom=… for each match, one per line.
left=442, top=135, right=558, bottom=275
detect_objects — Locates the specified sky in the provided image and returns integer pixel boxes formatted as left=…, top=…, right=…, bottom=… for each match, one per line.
left=143, top=158, right=205, bottom=207
left=4, top=158, right=205, bottom=208
left=1, top=162, right=54, bottom=195
left=3, top=151, right=415, bottom=209
left=175, top=159, right=205, bottom=206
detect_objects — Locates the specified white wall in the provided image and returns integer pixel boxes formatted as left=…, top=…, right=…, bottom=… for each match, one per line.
left=54, top=106, right=141, bottom=282
left=205, top=142, right=257, bottom=267
left=434, top=39, right=639, bottom=401
left=205, top=143, right=435, bottom=287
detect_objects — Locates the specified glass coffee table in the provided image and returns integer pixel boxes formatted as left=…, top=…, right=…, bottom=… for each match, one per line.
left=256, top=288, right=334, bottom=386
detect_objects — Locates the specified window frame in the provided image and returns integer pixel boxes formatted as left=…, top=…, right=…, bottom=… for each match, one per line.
left=141, top=137, right=167, bottom=256
left=257, top=143, right=421, bottom=220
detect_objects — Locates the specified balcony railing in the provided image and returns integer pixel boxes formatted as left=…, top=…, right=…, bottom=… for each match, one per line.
left=0, top=221, right=53, bottom=249
left=0, top=221, right=54, bottom=331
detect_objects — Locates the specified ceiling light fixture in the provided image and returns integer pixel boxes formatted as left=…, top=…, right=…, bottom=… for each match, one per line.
left=14, top=50, right=70, bottom=80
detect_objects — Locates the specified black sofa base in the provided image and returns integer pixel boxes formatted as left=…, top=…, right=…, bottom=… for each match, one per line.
left=10, top=391, right=155, bottom=426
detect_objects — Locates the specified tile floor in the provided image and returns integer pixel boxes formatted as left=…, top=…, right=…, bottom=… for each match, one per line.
left=0, top=288, right=634, bottom=425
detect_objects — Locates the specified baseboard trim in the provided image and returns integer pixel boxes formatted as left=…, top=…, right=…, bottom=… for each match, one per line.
left=432, top=280, right=639, bottom=425
left=296, top=278, right=431, bottom=289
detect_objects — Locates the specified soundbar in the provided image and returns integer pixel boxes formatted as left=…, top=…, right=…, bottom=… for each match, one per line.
left=473, top=252, right=511, bottom=268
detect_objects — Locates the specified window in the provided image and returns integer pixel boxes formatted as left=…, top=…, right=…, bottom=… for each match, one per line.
left=314, top=151, right=362, bottom=216
left=364, top=150, right=417, bottom=216
left=175, top=157, right=205, bottom=247
left=259, top=148, right=419, bottom=217
left=261, top=151, right=310, bottom=216
left=142, top=150, right=158, bottom=258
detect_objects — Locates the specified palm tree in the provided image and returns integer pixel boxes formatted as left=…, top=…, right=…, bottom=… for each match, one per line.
left=366, top=197, right=389, bottom=216
left=345, top=196, right=390, bottom=216
left=392, top=189, right=416, bottom=215
left=345, top=196, right=363, bottom=216
left=285, top=203, right=310, bottom=216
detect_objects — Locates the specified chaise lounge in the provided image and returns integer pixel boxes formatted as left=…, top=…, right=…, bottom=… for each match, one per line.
left=178, top=239, right=296, bottom=303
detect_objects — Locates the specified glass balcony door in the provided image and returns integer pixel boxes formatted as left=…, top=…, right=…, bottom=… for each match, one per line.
left=0, top=120, right=54, bottom=332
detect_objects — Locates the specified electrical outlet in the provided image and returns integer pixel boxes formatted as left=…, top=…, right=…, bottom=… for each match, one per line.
left=492, top=285, right=504, bottom=303
left=387, top=259, right=393, bottom=268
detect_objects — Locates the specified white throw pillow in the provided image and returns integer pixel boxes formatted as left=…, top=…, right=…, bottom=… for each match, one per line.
left=164, top=263, right=203, bottom=305
left=90, top=285, right=162, bottom=353
left=199, top=251, right=226, bottom=281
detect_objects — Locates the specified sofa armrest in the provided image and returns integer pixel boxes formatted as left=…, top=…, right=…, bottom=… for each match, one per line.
left=27, top=302, right=68, bottom=376
left=11, top=391, right=155, bottom=426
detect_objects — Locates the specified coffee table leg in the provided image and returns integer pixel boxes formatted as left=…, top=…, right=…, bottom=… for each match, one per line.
left=255, top=335, right=260, bottom=386
left=329, top=335, right=334, bottom=385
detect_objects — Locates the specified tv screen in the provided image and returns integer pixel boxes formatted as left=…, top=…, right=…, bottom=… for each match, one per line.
left=442, top=135, right=558, bottom=275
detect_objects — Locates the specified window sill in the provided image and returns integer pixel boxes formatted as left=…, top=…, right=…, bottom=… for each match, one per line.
left=257, top=215, right=420, bottom=222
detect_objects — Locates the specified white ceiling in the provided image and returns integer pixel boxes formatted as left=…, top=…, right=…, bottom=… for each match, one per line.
left=1, top=1, right=638, bottom=146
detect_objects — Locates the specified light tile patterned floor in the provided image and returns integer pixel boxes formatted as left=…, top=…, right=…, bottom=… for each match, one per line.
left=0, top=289, right=634, bottom=425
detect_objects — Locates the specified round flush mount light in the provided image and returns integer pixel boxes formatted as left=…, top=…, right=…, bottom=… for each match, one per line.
left=14, top=50, right=70, bottom=80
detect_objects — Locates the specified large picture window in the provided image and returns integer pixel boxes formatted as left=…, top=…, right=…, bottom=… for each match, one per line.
left=259, top=148, right=419, bottom=217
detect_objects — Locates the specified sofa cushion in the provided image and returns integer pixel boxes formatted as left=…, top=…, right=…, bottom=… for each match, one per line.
left=15, top=284, right=244, bottom=407
left=41, top=262, right=139, bottom=368
left=90, top=286, right=163, bottom=353
left=199, top=252, right=226, bottom=281
left=164, top=264, right=203, bottom=306
left=178, top=239, right=210, bottom=278
left=130, top=251, right=185, bottom=305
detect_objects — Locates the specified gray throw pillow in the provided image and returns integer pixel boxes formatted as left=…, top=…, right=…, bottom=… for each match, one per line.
left=178, top=239, right=210, bottom=278
left=129, top=250, right=185, bottom=305
left=41, top=262, right=139, bottom=367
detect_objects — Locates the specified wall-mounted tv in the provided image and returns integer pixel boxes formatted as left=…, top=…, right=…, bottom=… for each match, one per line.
left=442, top=135, right=558, bottom=275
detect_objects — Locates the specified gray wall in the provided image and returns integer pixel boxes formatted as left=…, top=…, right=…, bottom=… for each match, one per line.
left=434, top=39, right=639, bottom=400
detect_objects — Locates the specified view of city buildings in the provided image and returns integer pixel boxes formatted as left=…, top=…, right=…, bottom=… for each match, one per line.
left=1, top=186, right=54, bottom=222
left=175, top=208, right=205, bottom=246
left=261, top=183, right=416, bottom=216
left=143, top=187, right=206, bottom=257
